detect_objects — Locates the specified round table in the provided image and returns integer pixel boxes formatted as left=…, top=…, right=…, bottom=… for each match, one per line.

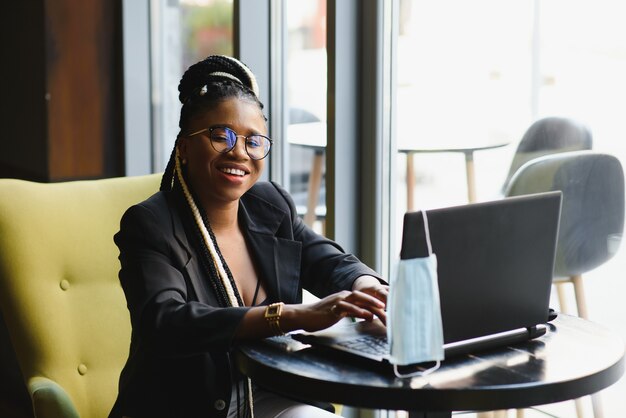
left=235, top=314, right=624, bottom=417
left=398, top=139, right=510, bottom=210
left=288, top=122, right=512, bottom=218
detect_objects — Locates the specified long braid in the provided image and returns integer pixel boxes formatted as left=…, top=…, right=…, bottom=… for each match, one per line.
left=159, top=138, right=233, bottom=303
left=161, top=55, right=261, bottom=418
left=188, top=218, right=231, bottom=307
left=201, top=208, right=244, bottom=306
left=160, top=146, right=177, bottom=192
left=174, top=149, right=254, bottom=418
left=174, top=149, right=241, bottom=307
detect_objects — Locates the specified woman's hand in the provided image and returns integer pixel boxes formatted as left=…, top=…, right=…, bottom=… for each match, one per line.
left=285, top=281, right=388, bottom=333
left=350, top=275, right=388, bottom=325
left=352, top=275, right=389, bottom=303
left=237, top=275, right=389, bottom=339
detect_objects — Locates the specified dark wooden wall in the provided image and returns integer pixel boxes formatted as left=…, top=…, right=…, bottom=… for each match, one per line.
left=0, top=0, right=124, bottom=182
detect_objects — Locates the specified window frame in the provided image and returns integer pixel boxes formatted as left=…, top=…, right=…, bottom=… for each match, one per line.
left=235, top=0, right=391, bottom=270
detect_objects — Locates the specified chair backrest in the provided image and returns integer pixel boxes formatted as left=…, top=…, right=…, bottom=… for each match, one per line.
left=503, top=117, right=593, bottom=190
left=0, top=174, right=161, bottom=418
left=505, top=151, right=624, bottom=278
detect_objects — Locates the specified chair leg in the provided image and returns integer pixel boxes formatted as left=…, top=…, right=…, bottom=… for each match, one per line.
left=516, top=409, right=524, bottom=418
left=591, top=392, right=603, bottom=418
left=571, top=274, right=589, bottom=319
left=304, top=151, right=324, bottom=227
left=555, top=281, right=570, bottom=314
left=575, top=397, right=585, bottom=418
left=464, top=151, right=477, bottom=203
left=406, top=152, right=415, bottom=212
left=572, top=274, right=604, bottom=418
left=558, top=275, right=600, bottom=418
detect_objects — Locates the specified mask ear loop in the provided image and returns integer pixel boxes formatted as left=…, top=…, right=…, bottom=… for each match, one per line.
left=392, top=209, right=440, bottom=379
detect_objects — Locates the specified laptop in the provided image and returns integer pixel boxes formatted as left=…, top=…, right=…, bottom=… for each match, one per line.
left=291, top=191, right=562, bottom=364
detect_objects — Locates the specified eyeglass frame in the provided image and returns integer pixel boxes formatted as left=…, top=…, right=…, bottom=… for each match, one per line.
left=183, top=126, right=273, bottom=160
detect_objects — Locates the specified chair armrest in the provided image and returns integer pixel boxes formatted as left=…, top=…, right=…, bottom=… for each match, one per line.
left=28, top=377, right=79, bottom=418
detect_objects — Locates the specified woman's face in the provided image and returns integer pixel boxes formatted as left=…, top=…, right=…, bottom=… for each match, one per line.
left=178, top=97, right=267, bottom=208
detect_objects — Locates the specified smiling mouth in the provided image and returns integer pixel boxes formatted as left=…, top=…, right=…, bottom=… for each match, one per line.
left=220, top=167, right=246, bottom=177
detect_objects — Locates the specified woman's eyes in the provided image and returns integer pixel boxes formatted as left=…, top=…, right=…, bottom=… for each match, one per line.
left=212, top=134, right=230, bottom=142
left=210, top=129, right=265, bottom=148
left=210, top=129, right=232, bottom=142
left=247, top=136, right=263, bottom=148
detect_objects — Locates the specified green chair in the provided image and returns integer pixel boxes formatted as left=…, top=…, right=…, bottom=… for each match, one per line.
left=0, top=174, right=161, bottom=418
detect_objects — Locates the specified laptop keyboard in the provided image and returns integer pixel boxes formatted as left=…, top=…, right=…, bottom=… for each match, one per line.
left=336, top=335, right=389, bottom=356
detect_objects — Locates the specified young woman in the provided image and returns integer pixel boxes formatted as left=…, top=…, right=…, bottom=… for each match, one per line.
left=109, top=55, right=387, bottom=418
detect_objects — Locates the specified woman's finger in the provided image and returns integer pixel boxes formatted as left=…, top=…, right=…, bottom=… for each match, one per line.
left=372, top=286, right=389, bottom=302
left=345, top=290, right=386, bottom=308
left=329, top=302, right=347, bottom=319
left=336, top=300, right=382, bottom=322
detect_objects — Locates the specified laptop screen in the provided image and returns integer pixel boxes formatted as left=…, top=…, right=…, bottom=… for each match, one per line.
left=400, top=192, right=562, bottom=344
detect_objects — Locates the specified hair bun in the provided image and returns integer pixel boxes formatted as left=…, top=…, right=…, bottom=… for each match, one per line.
left=178, top=55, right=259, bottom=104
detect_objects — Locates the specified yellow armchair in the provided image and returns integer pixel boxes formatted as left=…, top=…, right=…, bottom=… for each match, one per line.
left=0, top=174, right=161, bottom=418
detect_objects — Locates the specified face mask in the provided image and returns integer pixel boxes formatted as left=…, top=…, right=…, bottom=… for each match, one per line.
left=387, top=210, right=444, bottom=378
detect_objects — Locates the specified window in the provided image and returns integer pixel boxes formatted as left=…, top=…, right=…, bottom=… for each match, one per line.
left=390, top=2, right=626, bottom=415
left=392, top=0, right=626, bottom=237
left=285, top=0, right=328, bottom=234
left=393, top=0, right=532, bottom=224
left=180, top=0, right=234, bottom=68
left=150, top=0, right=234, bottom=172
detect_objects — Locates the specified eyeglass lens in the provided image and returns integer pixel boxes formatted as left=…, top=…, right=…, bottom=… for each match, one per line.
left=210, top=127, right=271, bottom=160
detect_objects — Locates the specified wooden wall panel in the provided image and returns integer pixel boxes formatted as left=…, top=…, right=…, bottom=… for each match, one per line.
left=46, top=0, right=123, bottom=181
left=0, top=0, right=124, bottom=182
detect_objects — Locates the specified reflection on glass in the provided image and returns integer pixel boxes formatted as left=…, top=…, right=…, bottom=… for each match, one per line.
left=286, top=0, right=327, bottom=234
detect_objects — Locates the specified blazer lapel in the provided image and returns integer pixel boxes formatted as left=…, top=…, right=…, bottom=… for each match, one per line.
left=166, top=187, right=303, bottom=305
left=239, top=198, right=303, bottom=304
left=166, top=190, right=214, bottom=305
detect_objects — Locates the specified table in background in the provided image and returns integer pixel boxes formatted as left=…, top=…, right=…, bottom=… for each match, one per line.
left=235, top=314, right=624, bottom=417
left=289, top=123, right=512, bottom=220
left=288, top=122, right=326, bottom=227
left=398, top=138, right=510, bottom=211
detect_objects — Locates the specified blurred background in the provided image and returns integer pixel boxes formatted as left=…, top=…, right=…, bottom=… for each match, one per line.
left=3, top=0, right=626, bottom=416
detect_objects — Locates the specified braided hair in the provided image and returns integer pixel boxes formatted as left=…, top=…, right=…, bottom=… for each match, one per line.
left=161, top=55, right=265, bottom=418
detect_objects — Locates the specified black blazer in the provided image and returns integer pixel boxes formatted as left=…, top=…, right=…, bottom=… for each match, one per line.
left=109, top=181, right=380, bottom=418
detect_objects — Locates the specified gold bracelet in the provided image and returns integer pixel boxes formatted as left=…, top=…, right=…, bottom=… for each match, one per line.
left=264, top=302, right=285, bottom=336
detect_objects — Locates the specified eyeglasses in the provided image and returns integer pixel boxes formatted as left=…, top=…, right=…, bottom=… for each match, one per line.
left=186, top=126, right=273, bottom=160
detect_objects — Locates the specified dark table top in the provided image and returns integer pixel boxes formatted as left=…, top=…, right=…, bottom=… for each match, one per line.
left=234, top=314, right=624, bottom=414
